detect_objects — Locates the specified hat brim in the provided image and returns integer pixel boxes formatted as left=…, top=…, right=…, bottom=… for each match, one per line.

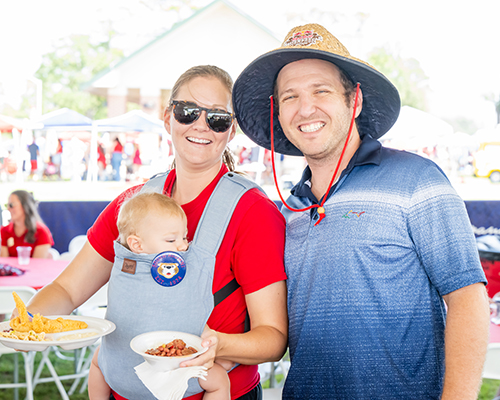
left=233, top=48, right=401, bottom=156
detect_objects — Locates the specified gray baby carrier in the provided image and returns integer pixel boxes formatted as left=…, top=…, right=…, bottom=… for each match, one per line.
left=98, top=171, right=259, bottom=399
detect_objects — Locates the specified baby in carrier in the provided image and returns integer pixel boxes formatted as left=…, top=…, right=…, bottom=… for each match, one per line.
left=88, top=191, right=230, bottom=400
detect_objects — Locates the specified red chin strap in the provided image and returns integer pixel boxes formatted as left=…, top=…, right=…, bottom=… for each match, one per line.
left=270, top=83, right=361, bottom=226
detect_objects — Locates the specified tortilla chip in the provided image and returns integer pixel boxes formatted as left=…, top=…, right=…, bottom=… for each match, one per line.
left=9, top=292, right=88, bottom=333
left=12, top=292, right=30, bottom=325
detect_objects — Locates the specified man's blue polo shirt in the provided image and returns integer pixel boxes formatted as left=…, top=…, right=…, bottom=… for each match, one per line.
left=281, top=136, right=486, bottom=399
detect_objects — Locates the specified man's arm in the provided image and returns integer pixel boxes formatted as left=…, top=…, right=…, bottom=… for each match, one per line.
left=441, top=282, right=490, bottom=399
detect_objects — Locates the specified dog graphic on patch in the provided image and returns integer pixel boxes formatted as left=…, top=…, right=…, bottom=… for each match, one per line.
left=157, top=263, right=179, bottom=279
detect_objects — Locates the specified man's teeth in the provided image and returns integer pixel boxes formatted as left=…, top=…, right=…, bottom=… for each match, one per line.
left=300, top=122, right=325, bottom=133
left=187, top=137, right=211, bottom=144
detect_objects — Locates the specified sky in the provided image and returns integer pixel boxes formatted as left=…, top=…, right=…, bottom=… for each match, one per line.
left=1, top=0, right=499, bottom=131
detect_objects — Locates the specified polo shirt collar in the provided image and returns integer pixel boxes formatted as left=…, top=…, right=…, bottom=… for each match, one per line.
left=290, top=135, right=382, bottom=204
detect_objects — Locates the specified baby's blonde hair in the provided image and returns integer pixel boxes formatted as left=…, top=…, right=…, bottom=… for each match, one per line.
left=117, top=192, right=186, bottom=247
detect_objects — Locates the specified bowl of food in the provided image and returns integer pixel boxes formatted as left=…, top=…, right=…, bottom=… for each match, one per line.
left=130, top=331, right=207, bottom=371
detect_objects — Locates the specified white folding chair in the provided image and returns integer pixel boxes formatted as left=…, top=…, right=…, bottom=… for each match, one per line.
left=32, top=345, right=98, bottom=400
left=32, top=283, right=109, bottom=397
left=262, top=387, right=283, bottom=400
left=58, top=252, right=74, bottom=261
left=68, top=235, right=87, bottom=255
left=58, top=235, right=88, bottom=261
left=0, top=286, right=38, bottom=400
left=259, top=353, right=290, bottom=389
left=68, top=282, right=109, bottom=394
left=47, top=247, right=60, bottom=260
left=483, top=342, right=500, bottom=379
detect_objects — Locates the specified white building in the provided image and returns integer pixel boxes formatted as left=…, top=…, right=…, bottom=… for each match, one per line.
left=84, top=0, right=280, bottom=118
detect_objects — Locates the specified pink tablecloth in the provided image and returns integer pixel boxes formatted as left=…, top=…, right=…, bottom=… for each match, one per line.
left=0, top=257, right=69, bottom=290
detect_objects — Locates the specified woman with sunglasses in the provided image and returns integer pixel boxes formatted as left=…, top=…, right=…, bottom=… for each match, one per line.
left=25, top=65, right=287, bottom=400
left=1, top=190, right=54, bottom=259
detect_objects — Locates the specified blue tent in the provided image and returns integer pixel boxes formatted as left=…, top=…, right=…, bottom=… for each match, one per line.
left=94, top=110, right=165, bottom=134
left=35, top=108, right=93, bottom=130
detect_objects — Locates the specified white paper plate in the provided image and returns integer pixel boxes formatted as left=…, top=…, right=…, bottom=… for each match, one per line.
left=0, top=315, right=116, bottom=351
left=130, top=331, right=208, bottom=371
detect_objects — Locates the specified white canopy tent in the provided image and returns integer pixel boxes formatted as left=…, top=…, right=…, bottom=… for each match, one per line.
left=382, top=106, right=454, bottom=150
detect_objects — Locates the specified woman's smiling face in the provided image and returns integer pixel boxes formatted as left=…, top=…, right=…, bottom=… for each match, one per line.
left=7, top=194, right=24, bottom=223
left=165, top=76, right=235, bottom=172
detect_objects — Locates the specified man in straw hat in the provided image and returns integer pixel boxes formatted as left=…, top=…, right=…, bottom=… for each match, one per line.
left=233, top=23, right=489, bottom=399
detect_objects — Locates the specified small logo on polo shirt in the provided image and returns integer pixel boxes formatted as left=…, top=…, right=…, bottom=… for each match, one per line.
left=342, top=210, right=366, bottom=219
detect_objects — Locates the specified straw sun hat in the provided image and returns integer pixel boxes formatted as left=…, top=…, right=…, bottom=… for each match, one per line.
left=233, top=23, right=401, bottom=156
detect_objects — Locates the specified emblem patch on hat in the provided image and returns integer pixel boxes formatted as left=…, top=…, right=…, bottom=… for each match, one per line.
left=283, top=29, right=323, bottom=47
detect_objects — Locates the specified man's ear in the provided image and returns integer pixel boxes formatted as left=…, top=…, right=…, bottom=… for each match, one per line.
left=354, top=87, right=363, bottom=119
left=228, top=121, right=237, bottom=143
left=127, top=235, right=143, bottom=253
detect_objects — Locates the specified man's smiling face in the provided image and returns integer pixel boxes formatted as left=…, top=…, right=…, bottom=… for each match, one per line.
left=276, top=58, right=361, bottom=164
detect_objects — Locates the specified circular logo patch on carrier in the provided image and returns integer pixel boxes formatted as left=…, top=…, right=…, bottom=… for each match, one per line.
left=151, top=251, right=186, bottom=287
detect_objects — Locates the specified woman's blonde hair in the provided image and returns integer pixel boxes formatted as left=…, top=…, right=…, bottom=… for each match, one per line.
left=167, top=65, right=237, bottom=172
left=117, top=192, right=186, bottom=246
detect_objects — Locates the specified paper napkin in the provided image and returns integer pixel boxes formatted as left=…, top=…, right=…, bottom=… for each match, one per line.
left=134, top=362, right=207, bottom=400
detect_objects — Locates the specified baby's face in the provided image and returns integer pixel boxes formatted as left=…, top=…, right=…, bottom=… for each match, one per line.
left=138, top=213, right=188, bottom=254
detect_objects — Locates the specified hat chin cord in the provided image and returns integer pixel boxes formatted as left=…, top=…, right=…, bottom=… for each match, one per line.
left=270, top=83, right=361, bottom=226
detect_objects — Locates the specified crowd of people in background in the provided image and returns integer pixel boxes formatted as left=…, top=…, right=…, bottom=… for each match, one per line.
left=0, top=128, right=481, bottom=188
left=0, top=131, right=171, bottom=183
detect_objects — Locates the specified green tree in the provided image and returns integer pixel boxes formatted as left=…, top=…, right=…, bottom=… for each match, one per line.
left=35, top=34, right=123, bottom=119
left=368, top=47, right=429, bottom=111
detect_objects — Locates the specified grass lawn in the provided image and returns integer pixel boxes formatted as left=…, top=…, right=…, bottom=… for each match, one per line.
left=1, top=351, right=499, bottom=399
left=480, top=379, right=500, bottom=400
left=0, top=350, right=89, bottom=400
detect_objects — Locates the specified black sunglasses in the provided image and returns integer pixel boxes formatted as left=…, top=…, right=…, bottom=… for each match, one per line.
left=171, top=100, right=234, bottom=133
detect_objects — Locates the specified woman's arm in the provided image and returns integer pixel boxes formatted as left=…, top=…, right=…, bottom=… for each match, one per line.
left=182, top=191, right=288, bottom=369
left=26, top=241, right=113, bottom=315
left=218, top=280, right=288, bottom=364
left=182, top=280, right=288, bottom=368
left=0, top=246, right=8, bottom=257
left=32, top=244, right=50, bottom=259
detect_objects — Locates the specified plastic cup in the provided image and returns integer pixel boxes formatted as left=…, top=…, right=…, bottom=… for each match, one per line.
left=16, top=246, right=31, bottom=265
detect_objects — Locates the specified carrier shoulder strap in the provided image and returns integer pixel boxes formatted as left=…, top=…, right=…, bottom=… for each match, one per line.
left=140, top=171, right=170, bottom=194
left=141, top=171, right=260, bottom=319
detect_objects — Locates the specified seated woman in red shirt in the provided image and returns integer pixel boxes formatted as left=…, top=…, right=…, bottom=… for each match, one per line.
left=1, top=190, right=54, bottom=259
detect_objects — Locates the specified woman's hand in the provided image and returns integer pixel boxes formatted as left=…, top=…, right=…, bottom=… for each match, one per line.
left=179, top=326, right=219, bottom=369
